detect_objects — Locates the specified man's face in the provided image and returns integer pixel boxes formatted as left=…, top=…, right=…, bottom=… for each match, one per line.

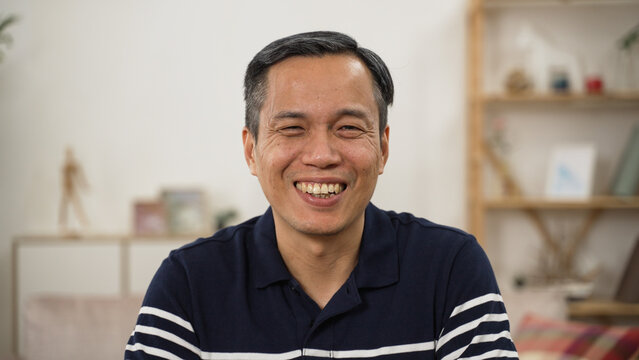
left=243, top=54, right=389, bottom=238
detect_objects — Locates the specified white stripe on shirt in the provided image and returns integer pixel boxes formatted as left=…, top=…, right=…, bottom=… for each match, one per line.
left=198, top=341, right=435, bottom=360
left=305, top=341, right=434, bottom=358
left=126, top=342, right=183, bottom=360
left=139, top=306, right=194, bottom=332
left=437, top=312, right=510, bottom=351
left=440, top=330, right=513, bottom=360
left=134, top=325, right=201, bottom=356
left=449, top=293, right=503, bottom=318
left=458, top=349, right=519, bottom=360
left=200, top=349, right=302, bottom=360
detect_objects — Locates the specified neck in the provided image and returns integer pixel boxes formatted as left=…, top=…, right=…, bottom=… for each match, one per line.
left=274, top=215, right=364, bottom=309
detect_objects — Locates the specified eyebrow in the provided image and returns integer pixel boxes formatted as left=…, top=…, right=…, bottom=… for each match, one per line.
left=272, top=108, right=373, bottom=126
left=272, top=111, right=306, bottom=120
left=337, top=108, right=372, bottom=123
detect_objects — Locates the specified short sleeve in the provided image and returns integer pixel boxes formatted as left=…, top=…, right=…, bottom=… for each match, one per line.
left=125, top=253, right=201, bottom=360
left=435, top=237, right=519, bottom=360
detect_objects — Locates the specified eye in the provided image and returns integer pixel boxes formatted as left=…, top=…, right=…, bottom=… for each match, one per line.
left=337, top=125, right=365, bottom=138
left=278, top=126, right=305, bottom=136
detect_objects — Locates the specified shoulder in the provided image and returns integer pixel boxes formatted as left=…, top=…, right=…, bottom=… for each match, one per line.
left=371, top=205, right=489, bottom=285
left=378, top=206, right=476, bottom=254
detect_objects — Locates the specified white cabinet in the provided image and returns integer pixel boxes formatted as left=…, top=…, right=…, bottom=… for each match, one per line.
left=12, top=236, right=192, bottom=356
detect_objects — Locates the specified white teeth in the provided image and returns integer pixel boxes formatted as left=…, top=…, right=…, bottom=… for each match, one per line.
left=296, top=182, right=345, bottom=197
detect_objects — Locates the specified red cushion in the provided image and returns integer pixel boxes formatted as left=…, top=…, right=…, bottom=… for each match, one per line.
left=515, top=314, right=639, bottom=360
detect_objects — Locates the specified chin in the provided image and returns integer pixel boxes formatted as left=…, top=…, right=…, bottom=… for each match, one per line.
left=294, top=221, right=346, bottom=237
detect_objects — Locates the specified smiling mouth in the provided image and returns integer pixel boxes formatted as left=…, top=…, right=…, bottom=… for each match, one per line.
left=295, top=182, right=346, bottom=199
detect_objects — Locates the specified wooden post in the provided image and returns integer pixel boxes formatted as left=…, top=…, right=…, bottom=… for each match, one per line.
left=467, top=0, right=486, bottom=244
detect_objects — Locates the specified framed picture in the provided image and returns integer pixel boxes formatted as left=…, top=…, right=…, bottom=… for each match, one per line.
left=162, top=189, right=208, bottom=235
left=545, top=144, right=596, bottom=199
left=133, top=201, right=167, bottom=236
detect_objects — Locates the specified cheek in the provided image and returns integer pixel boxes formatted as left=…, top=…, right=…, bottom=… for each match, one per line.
left=256, top=141, right=300, bottom=176
left=345, top=147, right=382, bottom=177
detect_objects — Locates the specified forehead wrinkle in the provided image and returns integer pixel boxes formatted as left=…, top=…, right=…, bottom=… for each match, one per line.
left=273, top=110, right=306, bottom=120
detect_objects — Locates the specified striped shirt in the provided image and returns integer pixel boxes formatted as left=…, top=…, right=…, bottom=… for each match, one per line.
left=125, top=203, right=518, bottom=359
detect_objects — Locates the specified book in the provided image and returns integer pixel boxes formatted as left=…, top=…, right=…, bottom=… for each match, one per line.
left=610, top=125, right=639, bottom=196
left=615, top=236, right=639, bottom=303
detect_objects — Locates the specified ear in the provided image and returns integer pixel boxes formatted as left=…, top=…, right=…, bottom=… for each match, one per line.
left=378, top=125, right=390, bottom=174
left=242, top=127, right=258, bottom=176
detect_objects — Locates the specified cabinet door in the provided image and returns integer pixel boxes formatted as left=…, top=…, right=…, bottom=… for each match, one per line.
left=16, top=240, right=122, bottom=355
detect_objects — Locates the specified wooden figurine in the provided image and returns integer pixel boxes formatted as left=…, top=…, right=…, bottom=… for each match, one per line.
left=59, top=147, right=89, bottom=235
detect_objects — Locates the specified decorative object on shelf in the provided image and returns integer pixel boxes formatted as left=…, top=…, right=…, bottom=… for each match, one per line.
left=504, top=68, right=533, bottom=94
left=545, top=144, right=596, bottom=200
left=615, top=236, right=639, bottom=303
left=510, top=23, right=579, bottom=95
left=0, top=13, right=18, bottom=63
left=58, top=147, right=89, bottom=236
left=549, top=66, right=571, bottom=93
left=133, top=200, right=167, bottom=236
left=610, top=125, right=639, bottom=197
left=214, top=208, right=238, bottom=230
left=487, top=117, right=510, bottom=156
left=162, top=189, right=208, bottom=236
left=584, top=75, right=603, bottom=95
left=614, top=22, right=639, bottom=91
left=482, top=140, right=520, bottom=197
left=534, top=224, right=601, bottom=287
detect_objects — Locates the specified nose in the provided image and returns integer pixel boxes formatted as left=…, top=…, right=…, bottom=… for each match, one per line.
left=300, top=130, right=341, bottom=168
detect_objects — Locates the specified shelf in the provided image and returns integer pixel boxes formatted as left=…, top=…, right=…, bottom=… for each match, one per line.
left=483, top=0, right=639, bottom=9
left=13, top=234, right=200, bottom=245
left=484, top=196, right=639, bottom=209
left=483, top=92, right=639, bottom=106
left=568, top=300, right=639, bottom=318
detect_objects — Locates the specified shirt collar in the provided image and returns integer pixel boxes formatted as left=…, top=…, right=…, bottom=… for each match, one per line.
left=354, top=203, right=399, bottom=288
left=251, top=207, right=291, bottom=289
left=251, top=203, right=399, bottom=289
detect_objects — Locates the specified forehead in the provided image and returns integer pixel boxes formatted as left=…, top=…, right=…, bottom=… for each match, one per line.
left=268, top=53, right=370, bottom=76
left=261, top=54, right=377, bottom=117
left=267, top=54, right=372, bottom=85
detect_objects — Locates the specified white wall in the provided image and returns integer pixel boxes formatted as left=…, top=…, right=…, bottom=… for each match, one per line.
left=0, top=0, right=468, bottom=354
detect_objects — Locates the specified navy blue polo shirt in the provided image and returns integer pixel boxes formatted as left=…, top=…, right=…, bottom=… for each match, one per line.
left=126, top=203, right=518, bottom=359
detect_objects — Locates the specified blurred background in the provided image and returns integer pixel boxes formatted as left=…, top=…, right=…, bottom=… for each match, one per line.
left=0, top=0, right=638, bottom=359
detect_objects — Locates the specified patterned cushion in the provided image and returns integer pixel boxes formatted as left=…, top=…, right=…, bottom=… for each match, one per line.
left=515, top=313, right=639, bottom=360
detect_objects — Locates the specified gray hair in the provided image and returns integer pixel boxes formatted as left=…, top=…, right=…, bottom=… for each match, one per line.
left=244, top=31, right=394, bottom=140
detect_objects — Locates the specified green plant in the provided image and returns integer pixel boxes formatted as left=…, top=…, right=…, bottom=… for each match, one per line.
left=620, top=23, right=639, bottom=51
left=0, top=13, right=18, bottom=62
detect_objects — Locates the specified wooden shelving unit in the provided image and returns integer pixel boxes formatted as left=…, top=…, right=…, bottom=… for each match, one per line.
left=467, top=0, right=639, bottom=243
left=483, top=0, right=639, bottom=8
left=467, top=0, right=639, bottom=320
left=485, top=196, right=639, bottom=209
left=484, top=92, right=639, bottom=104
left=569, top=300, right=639, bottom=318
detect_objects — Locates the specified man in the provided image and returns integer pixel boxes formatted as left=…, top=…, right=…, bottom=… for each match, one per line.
left=126, top=31, right=518, bottom=359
